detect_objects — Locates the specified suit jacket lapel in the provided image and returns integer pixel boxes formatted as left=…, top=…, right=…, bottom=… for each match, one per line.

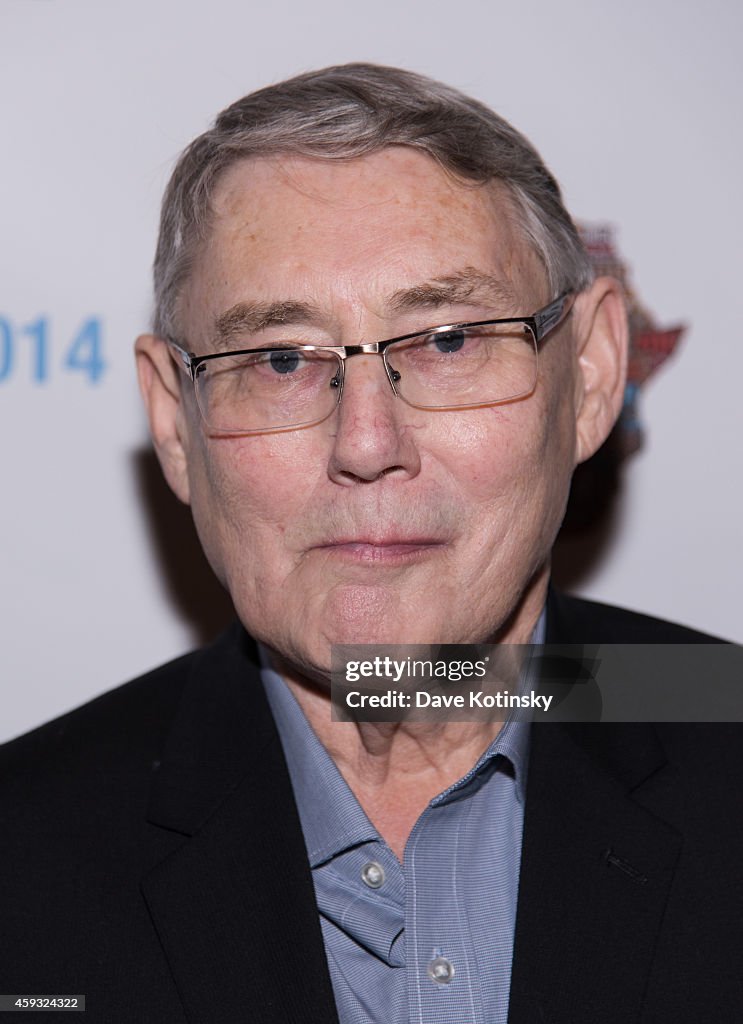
left=140, top=626, right=339, bottom=1024
left=507, top=591, right=684, bottom=1024
left=508, top=722, right=682, bottom=1024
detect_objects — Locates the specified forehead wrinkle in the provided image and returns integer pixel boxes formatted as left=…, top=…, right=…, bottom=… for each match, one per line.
left=389, top=269, right=519, bottom=314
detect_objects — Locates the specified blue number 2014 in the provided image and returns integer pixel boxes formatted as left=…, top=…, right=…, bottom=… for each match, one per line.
left=0, top=316, right=106, bottom=385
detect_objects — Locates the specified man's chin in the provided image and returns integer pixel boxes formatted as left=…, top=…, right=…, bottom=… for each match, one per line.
left=264, top=619, right=453, bottom=683
left=314, top=582, right=455, bottom=645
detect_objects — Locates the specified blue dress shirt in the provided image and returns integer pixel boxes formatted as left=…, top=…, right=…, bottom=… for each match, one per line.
left=261, top=616, right=542, bottom=1024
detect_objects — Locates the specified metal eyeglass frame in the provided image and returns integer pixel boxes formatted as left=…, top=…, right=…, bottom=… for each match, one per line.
left=166, top=290, right=575, bottom=433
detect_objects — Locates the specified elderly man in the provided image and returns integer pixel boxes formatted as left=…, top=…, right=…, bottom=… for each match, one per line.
left=2, top=64, right=742, bottom=1024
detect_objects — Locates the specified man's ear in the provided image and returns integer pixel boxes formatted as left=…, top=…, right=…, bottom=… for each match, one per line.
left=135, top=334, right=192, bottom=505
left=571, top=276, right=629, bottom=465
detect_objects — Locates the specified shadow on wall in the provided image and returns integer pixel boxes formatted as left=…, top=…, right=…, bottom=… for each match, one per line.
left=133, top=431, right=625, bottom=646
left=551, top=424, right=625, bottom=591
left=132, top=448, right=235, bottom=645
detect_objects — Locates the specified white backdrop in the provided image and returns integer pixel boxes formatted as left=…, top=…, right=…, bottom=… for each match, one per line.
left=2, top=0, right=741, bottom=743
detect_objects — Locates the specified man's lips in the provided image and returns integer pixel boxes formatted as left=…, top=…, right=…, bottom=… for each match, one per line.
left=312, top=537, right=447, bottom=565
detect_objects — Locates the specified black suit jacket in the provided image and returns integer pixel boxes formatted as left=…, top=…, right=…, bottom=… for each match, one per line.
left=2, top=592, right=742, bottom=1022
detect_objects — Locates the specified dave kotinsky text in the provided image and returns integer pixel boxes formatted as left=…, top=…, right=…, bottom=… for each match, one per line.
left=343, top=689, right=554, bottom=711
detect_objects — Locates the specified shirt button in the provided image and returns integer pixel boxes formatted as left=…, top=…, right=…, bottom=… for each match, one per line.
left=428, top=956, right=455, bottom=984
left=361, top=861, right=385, bottom=889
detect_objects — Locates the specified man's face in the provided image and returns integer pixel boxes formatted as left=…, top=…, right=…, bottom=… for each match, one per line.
left=171, top=149, right=581, bottom=674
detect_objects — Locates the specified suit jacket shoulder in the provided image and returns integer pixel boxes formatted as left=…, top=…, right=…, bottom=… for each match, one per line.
left=545, top=588, right=723, bottom=643
left=0, top=648, right=193, bottom=776
left=0, top=623, right=338, bottom=1024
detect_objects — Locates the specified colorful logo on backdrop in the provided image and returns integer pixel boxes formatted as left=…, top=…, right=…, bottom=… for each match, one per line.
left=0, top=316, right=105, bottom=385
left=578, top=223, right=684, bottom=456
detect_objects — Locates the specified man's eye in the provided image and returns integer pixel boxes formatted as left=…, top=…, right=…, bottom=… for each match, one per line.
left=432, top=330, right=467, bottom=354
left=268, top=350, right=301, bottom=374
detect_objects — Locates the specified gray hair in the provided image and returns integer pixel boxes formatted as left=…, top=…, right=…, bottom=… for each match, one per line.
left=153, top=62, right=593, bottom=339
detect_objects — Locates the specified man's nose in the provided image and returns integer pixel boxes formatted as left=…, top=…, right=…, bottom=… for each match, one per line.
left=326, top=354, right=422, bottom=485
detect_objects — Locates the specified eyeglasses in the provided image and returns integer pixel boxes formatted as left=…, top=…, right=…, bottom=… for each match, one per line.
left=167, top=291, right=574, bottom=436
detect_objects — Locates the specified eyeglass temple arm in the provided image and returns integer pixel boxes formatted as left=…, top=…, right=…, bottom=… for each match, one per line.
left=532, top=291, right=574, bottom=342
left=166, top=339, right=197, bottom=379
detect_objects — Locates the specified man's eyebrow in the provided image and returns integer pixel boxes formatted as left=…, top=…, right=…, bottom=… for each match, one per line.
left=212, top=300, right=324, bottom=347
left=209, top=270, right=518, bottom=348
left=389, top=270, right=519, bottom=314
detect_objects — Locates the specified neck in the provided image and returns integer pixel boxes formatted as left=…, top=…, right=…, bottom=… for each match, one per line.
left=266, top=573, right=546, bottom=858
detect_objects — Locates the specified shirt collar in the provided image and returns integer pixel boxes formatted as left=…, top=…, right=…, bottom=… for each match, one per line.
left=262, top=657, right=375, bottom=866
